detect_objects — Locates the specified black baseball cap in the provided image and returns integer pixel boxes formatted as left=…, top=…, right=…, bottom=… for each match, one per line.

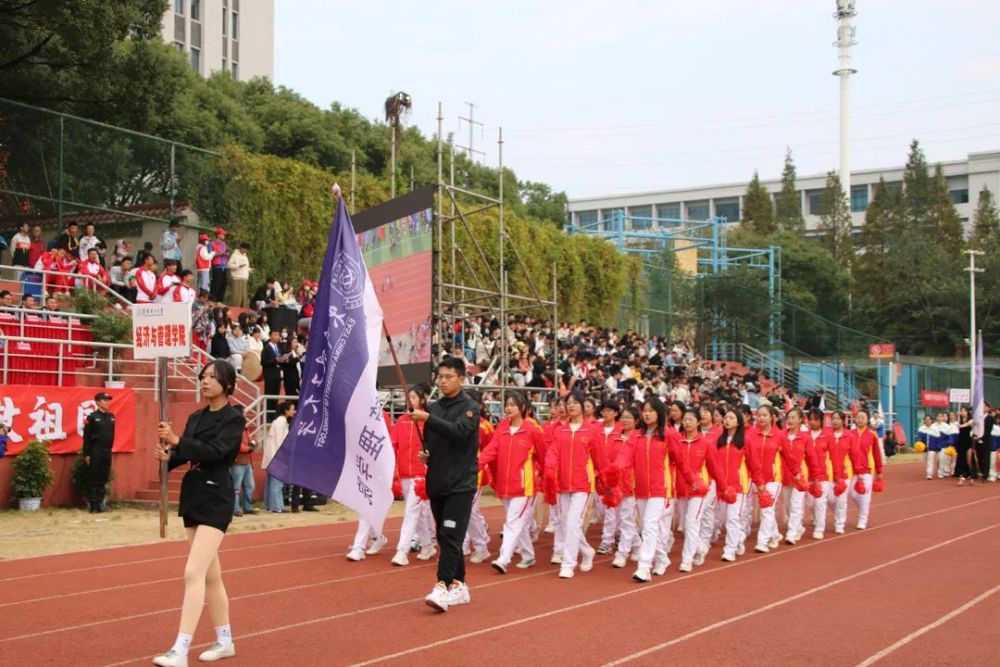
left=95, top=392, right=112, bottom=401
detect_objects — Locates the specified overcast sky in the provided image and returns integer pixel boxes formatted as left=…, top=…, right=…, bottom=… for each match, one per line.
left=275, top=1, right=1000, bottom=199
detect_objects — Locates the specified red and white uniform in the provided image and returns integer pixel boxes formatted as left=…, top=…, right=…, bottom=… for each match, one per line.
left=155, top=271, right=181, bottom=303
left=705, top=437, right=751, bottom=560
left=849, top=427, right=882, bottom=529
left=828, top=428, right=855, bottom=534
left=747, top=426, right=787, bottom=551
left=479, top=419, right=544, bottom=568
left=76, top=259, right=108, bottom=290
left=805, top=428, right=843, bottom=536
left=601, top=427, right=639, bottom=560
left=134, top=267, right=158, bottom=303
left=171, top=283, right=197, bottom=304
left=390, top=414, right=433, bottom=557
left=780, top=427, right=810, bottom=543
left=614, top=429, right=677, bottom=574
left=465, top=418, right=495, bottom=556
left=676, top=432, right=715, bottom=568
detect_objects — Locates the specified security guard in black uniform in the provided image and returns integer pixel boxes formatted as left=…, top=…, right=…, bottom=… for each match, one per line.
left=82, top=392, right=116, bottom=513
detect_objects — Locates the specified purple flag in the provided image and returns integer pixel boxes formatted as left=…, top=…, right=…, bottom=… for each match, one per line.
left=268, top=195, right=395, bottom=532
left=973, top=330, right=985, bottom=438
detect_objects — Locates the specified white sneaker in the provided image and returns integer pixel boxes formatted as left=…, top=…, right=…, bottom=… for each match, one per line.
left=416, top=544, right=437, bottom=561
left=469, top=549, right=491, bottom=564
left=447, top=582, right=471, bottom=606
left=462, top=542, right=471, bottom=556
left=391, top=551, right=409, bottom=566
left=558, top=564, right=575, bottom=579
left=579, top=546, right=596, bottom=572
left=856, top=523, right=867, bottom=530
left=755, top=545, right=769, bottom=554
left=198, top=642, right=236, bottom=662
left=632, top=567, right=651, bottom=582
left=515, top=558, right=535, bottom=569
left=630, top=546, right=642, bottom=562
left=678, top=562, right=693, bottom=573
left=812, top=531, right=824, bottom=540
left=544, top=524, right=555, bottom=534
left=693, top=546, right=708, bottom=566
left=612, top=553, right=627, bottom=568
left=768, top=536, right=781, bottom=549
left=550, top=552, right=563, bottom=564
left=366, top=535, right=388, bottom=555
left=346, top=548, right=365, bottom=562
left=721, top=553, right=735, bottom=562
left=424, top=583, right=450, bottom=612
left=785, top=534, right=797, bottom=545
left=736, top=542, right=746, bottom=556
left=652, top=559, right=669, bottom=576
left=491, top=559, right=508, bottom=574
left=834, top=527, right=845, bottom=535
left=596, top=542, right=613, bottom=555
left=152, top=650, right=188, bottom=667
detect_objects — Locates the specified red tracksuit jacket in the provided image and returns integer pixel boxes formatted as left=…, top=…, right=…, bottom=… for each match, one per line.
left=392, top=414, right=426, bottom=479
left=705, top=439, right=751, bottom=494
left=830, top=429, right=855, bottom=478
left=805, top=429, right=841, bottom=482
left=780, top=428, right=810, bottom=485
left=545, top=420, right=610, bottom=494
left=850, top=427, right=883, bottom=475
left=675, top=432, right=710, bottom=498
left=479, top=420, right=544, bottom=498
left=614, top=428, right=678, bottom=499
left=747, top=426, right=787, bottom=487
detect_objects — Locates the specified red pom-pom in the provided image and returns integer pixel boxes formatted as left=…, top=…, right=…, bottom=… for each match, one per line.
left=872, top=477, right=884, bottom=493
left=853, top=477, right=867, bottom=495
left=758, top=489, right=775, bottom=508
left=391, top=475, right=402, bottom=499
left=721, top=486, right=738, bottom=504
left=794, top=477, right=809, bottom=493
left=833, top=479, right=848, bottom=496
left=689, top=480, right=708, bottom=497
left=414, top=477, right=428, bottom=500
left=602, top=465, right=621, bottom=489
left=480, top=466, right=493, bottom=489
left=543, top=469, right=559, bottom=506
left=602, top=486, right=624, bottom=509
left=808, top=482, right=824, bottom=499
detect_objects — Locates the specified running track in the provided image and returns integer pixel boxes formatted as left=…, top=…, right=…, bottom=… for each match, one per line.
left=3, top=462, right=1000, bottom=666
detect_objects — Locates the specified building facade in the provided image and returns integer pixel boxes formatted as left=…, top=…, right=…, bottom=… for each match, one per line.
left=568, top=150, right=1000, bottom=238
left=161, top=0, right=274, bottom=82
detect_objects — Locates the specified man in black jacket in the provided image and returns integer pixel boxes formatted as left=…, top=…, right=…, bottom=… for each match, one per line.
left=82, top=392, right=116, bottom=513
left=411, top=356, right=479, bottom=612
left=260, top=329, right=284, bottom=422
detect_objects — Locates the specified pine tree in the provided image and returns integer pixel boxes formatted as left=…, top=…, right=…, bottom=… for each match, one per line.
left=818, top=172, right=853, bottom=266
left=741, top=170, right=776, bottom=235
left=854, top=178, right=901, bottom=308
left=775, top=148, right=804, bottom=233
left=927, top=164, right=964, bottom=255
left=972, top=185, right=1000, bottom=247
left=902, top=139, right=932, bottom=225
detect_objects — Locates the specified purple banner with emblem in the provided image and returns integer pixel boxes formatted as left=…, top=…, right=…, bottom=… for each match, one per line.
left=268, top=193, right=395, bottom=533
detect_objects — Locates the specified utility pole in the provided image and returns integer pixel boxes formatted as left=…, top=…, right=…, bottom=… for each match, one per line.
left=833, top=1, right=857, bottom=199
left=966, top=249, right=984, bottom=410
left=458, top=102, right=485, bottom=162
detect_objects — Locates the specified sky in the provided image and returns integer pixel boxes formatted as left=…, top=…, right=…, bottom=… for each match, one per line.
left=274, top=0, right=1000, bottom=199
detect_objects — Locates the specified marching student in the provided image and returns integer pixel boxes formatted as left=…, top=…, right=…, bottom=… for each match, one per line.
left=613, top=397, right=676, bottom=583
left=917, top=415, right=936, bottom=480
left=955, top=406, right=975, bottom=484
left=538, top=397, right=566, bottom=537
left=938, top=413, right=957, bottom=478
left=827, top=411, right=854, bottom=535
left=464, top=391, right=494, bottom=564
left=480, top=392, right=544, bottom=573
left=594, top=398, right=624, bottom=555
left=347, top=409, right=396, bottom=562
left=676, top=408, right=711, bottom=573
left=804, top=409, right=841, bottom=540
left=706, top=407, right=751, bottom=562
left=990, top=410, right=1000, bottom=483
left=779, top=408, right=810, bottom=545
left=747, top=404, right=786, bottom=553
left=544, top=392, right=614, bottom=579
left=152, top=360, right=245, bottom=666
left=848, top=409, right=883, bottom=530
left=607, top=405, right=641, bottom=568
left=389, top=384, right=436, bottom=566
left=700, top=403, right=722, bottom=442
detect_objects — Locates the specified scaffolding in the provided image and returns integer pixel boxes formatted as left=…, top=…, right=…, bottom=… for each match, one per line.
left=433, top=103, right=558, bottom=400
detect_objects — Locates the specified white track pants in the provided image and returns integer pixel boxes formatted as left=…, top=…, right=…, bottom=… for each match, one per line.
left=611, top=496, right=639, bottom=557
left=396, top=478, right=433, bottom=553
left=636, top=497, right=673, bottom=571
left=680, top=491, right=714, bottom=566
left=925, top=451, right=938, bottom=478
left=755, top=481, right=782, bottom=549
left=782, top=485, right=806, bottom=540
left=938, top=451, right=954, bottom=477
left=465, top=487, right=490, bottom=552
left=351, top=517, right=377, bottom=551
left=990, top=452, right=998, bottom=482
left=559, top=491, right=593, bottom=570
left=811, top=481, right=831, bottom=535
left=722, top=494, right=749, bottom=559
left=849, top=473, right=873, bottom=528
left=497, top=496, right=535, bottom=566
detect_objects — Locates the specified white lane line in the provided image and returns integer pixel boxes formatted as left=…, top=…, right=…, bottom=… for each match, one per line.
left=854, top=584, right=1000, bottom=667
left=338, top=494, right=1000, bottom=666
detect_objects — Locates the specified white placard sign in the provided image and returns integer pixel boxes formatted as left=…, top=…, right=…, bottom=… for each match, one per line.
left=131, top=303, right=193, bottom=360
left=948, top=388, right=971, bottom=404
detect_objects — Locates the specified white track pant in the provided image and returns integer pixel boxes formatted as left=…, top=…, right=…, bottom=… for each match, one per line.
left=465, top=487, right=490, bottom=552
left=609, top=496, right=639, bottom=557
left=811, top=481, right=831, bottom=535
left=755, top=481, right=782, bottom=549
left=721, top=494, right=749, bottom=559
left=990, top=452, right=998, bottom=482
left=636, top=497, right=673, bottom=571
left=925, top=451, right=938, bottom=479
left=781, top=485, right=806, bottom=540
left=350, top=517, right=377, bottom=551
left=601, top=500, right=621, bottom=546
left=496, top=496, right=535, bottom=566
left=559, top=491, right=594, bottom=570
left=849, top=473, right=873, bottom=528
left=938, top=451, right=954, bottom=477
left=397, top=478, right=433, bottom=553
left=680, top=491, right=714, bottom=566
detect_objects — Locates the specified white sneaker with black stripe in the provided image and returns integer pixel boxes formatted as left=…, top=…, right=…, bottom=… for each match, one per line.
left=152, top=650, right=188, bottom=667
left=198, top=642, right=236, bottom=662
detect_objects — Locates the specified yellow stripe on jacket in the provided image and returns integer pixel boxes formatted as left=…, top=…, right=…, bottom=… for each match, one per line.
left=522, top=450, right=535, bottom=497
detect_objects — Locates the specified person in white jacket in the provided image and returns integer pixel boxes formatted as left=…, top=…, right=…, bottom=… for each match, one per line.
left=262, top=401, right=296, bottom=512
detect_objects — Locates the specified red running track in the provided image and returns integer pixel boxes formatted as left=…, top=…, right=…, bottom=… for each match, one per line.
left=3, top=462, right=1000, bottom=666
left=368, top=250, right=432, bottom=336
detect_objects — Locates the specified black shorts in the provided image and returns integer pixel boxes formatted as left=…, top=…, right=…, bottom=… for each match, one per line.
left=181, top=512, right=231, bottom=534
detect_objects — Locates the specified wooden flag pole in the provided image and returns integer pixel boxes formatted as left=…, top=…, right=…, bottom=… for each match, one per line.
left=382, top=316, right=425, bottom=453
left=157, top=357, right=169, bottom=539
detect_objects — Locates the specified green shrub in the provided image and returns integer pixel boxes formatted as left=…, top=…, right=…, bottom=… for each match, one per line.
left=12, top=440, right=53, bottom=499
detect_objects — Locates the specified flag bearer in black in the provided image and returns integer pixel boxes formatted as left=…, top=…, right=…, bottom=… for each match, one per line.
left=411, top=356, right=480, bottom=612
left=82, top=392, right=116, bottom=513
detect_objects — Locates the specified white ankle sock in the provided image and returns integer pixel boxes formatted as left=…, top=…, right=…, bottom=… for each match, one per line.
left=171, top=632, right=193, bottom=657
left=215, top=625, right=233, bottom=645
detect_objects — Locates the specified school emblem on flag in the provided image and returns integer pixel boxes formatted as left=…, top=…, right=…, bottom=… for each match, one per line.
left=267, top=189, right=396, bottom=533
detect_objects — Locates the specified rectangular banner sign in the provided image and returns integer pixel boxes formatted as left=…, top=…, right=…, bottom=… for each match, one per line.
left=948, top=388, right=971, bottom=404
left=0, top=386, right=136, bottom=456
left=920, top=390, right=950, bottom=408
left=868, top=343, right=895, bottom=359
left=132, top=302, right=192, bottom=359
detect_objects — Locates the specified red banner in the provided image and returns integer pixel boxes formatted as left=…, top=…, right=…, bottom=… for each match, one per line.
left=0, top=386, right=136, bottom=456
left=920, top=390, right=950, bottom=408
left=869, top=343, right=896, bottom=359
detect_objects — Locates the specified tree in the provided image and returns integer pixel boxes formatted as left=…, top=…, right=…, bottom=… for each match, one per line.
left=926, top=164, right=964, bottom=255
left=817, top=172, right=853, bottom=266
left=519, top=181, right=568, bottom=227
left=775, top=148, right=804, bottom=233
left=902, top=139, right=932, bottom=226
left=741, top=170, right=775, bottom=234
left=972, top=185, right=1000, bottom=247
left=854, top=178, right=902, bottom=308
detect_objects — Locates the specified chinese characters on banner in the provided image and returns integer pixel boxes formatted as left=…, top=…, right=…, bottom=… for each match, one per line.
left=0, top=386, right=136, bottom=456
left=131, top=303, right=192, bottom=359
